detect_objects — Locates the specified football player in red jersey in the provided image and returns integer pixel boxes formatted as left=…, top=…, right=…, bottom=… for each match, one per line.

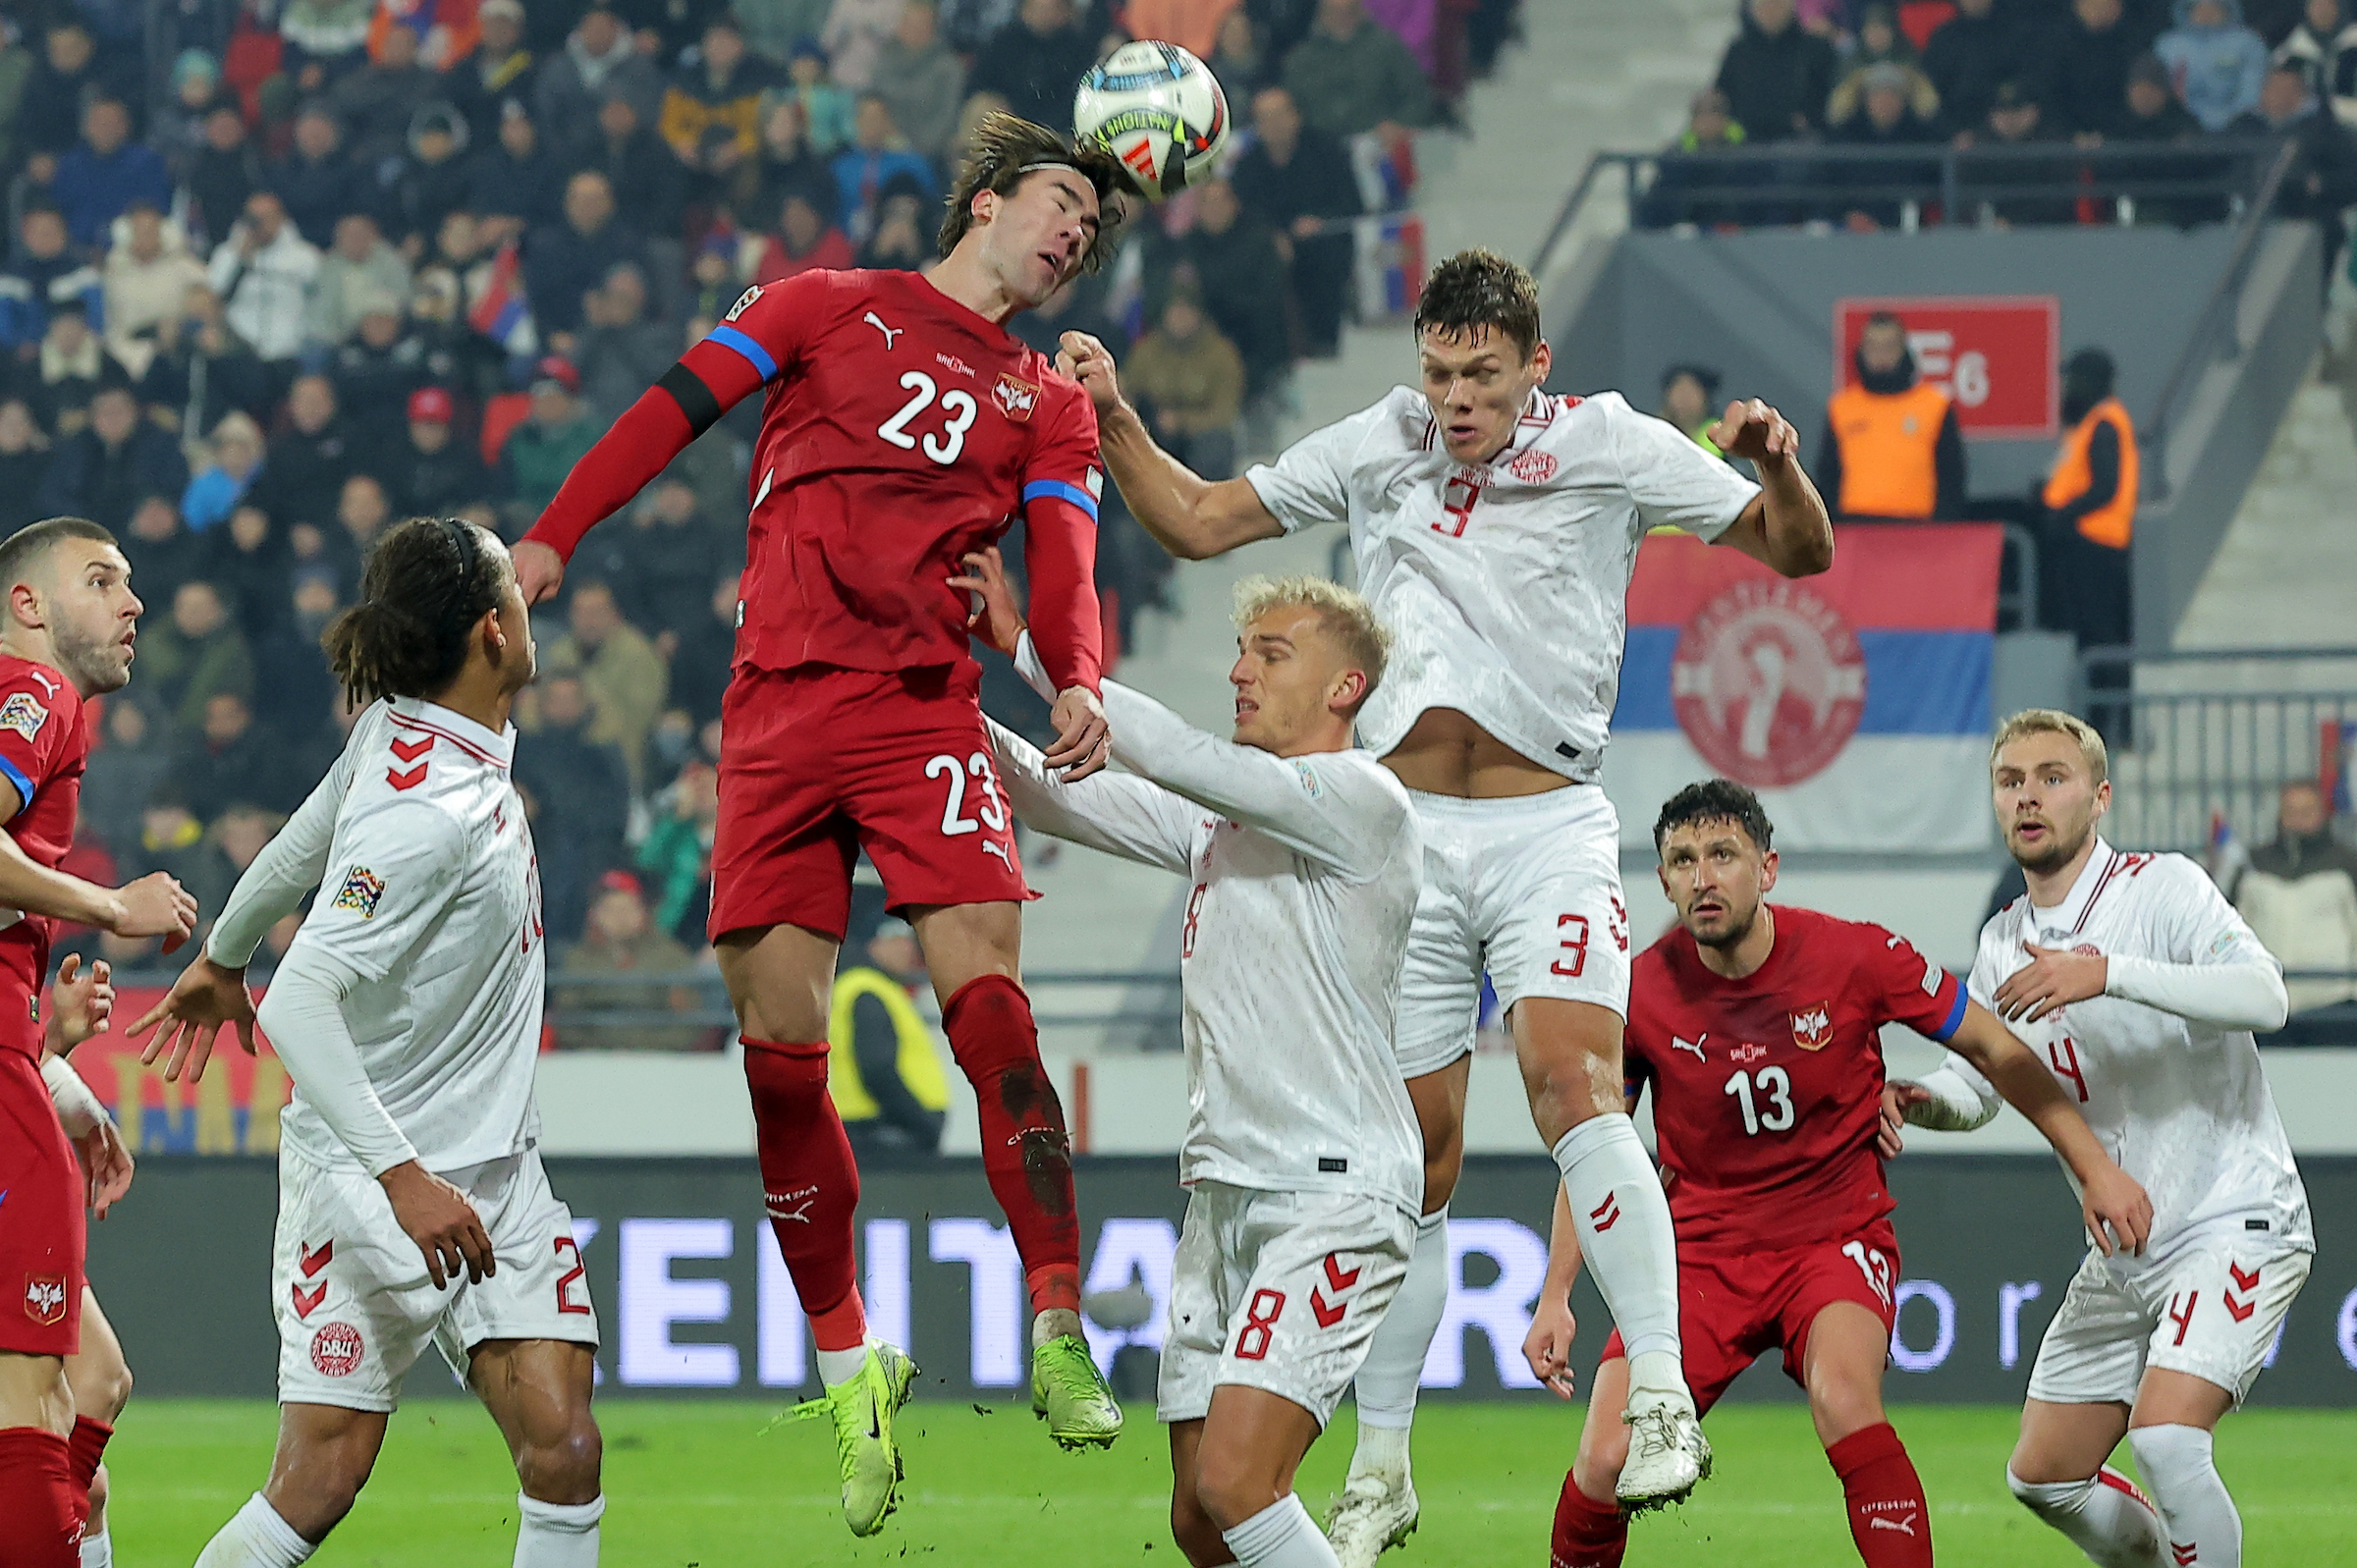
left=513, top=114, right=1130, bottom=1532
left=1532, top=780, right=2152, bottom=1568
left=0, top=517, right=196, bottom=1566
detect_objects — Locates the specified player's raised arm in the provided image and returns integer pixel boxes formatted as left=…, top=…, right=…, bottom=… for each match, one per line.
left=983, top=714, right=1196, bottom=875
left=1936, top=999, right=2153, bottom=1257
left=0, top=782, right=194, bottom=946
left=1707, top=398, right=1836, bottom=578
left=1056, top=330, right=1285, bottom=561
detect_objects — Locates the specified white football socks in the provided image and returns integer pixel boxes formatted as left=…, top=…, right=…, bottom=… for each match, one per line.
left=79, top=1527, right=111, bottom=1568
left=1348, top=1206, right=1450, bottom=1469
left=1222, top=1492, right=1343, bottom=1567
left=1553, top=1114, right=1686, bottom=1387
left=2007, top=1467, right=2169, bottom=1567
left=514, top=1491, right=605, bottom=1568
left=192, top=1493, right=315, bottom=1568
left=2130, top=1425, right=2240, bottom=1568
left=816, top=1343, right=870, bottom=1387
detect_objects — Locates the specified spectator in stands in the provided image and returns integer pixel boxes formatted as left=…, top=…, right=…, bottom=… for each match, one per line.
left=1828, top=5, right=1942, bottom=130
left=856, top=174, right=935, bottom=268
left=186, top=107, right=264, bottom=254
left=752, top=95, right=838, bottom=222
left=1156, top=177, right=1289, bottom=399
left=1125, top=283, right=1245, bottom=480
left=2158, top=0, right=2271, bottom=130
left=871, top=1, right=965, bottom=166
left=636, top=756, right=718, bottom=941
left=2234, top=61, right=2357, bottom=280
left=1, top=208, right=101, bottom=360
left=120, top=495, right=203, bottom=614
left=38, top=385, right=188, bottom=531
left=547, top=576, right=669, bottom=780
left=2275, top=0, right=2357, bottom=124
left=306, top=212, right=413, bottom=351
left=516, top=671, right=631, bottom=939
left=583, top=92, right=685, bottom=241
left=1979, top=80, right=2081, bottom=225
left=785, top=39, right=860, bottom=155
left=1209, top=9, right=1273, bottom=94
left=538, top=4, right=667, bottom=158
left=182, top=412, right=268, bottom=533
left=528, top=169, right=647, bottom=340
left=817, top=0, right=897, bottom=94
left=502, top=356, right=600, bottom=524
left=2050, top=0, right=2145, bottom=136
left=328, top=473, right=395, bottom=599
left=251, top=374, right=356, bottom=529
left=102, top=204, right=208, bottom=379
left=53, top=98, right=172, bottom=250
left=971, top=0, right=1098, bottom=130
left=383, top=104, right=476, bottom=247
left=28, top=303, right=110, bottom=434
left=269, top=105, right=358, bottom=250
left=126, top=784, right=234, bottom=926
left=151, top=284, right=275, bottom=438
left=666, top=570, right=740, bottom=729
left=1924, top=0, right=2033, bottom=140
left=576, top=476, right=730, bottom=641
left=556, top=870, right=708, bottom=1049
left=81, top=697, right=169, bottom=860
left=468, top=100, right=568, bottom=237
left=828, top=916, right=950, bottom=1151
left=329, top=21, right=444, bottom=165
left=141, top=578, right=257, bottom=733
left=327, top=302, right=431, bottom=452
left=2110, top=52, right=2217, bottom=224
left=1659, top=363, right=1727, bottom=456
left=2037, top=346, right=2138, bottom=658
left=1716, top=0, right=1838, bottom=140
left=663, top=16, right=782, bottom=172
left=578, top=263, right=678, bottom=422
left=208, top=190, right=323, bottom=371
left=753, top=189, right=855, bottom=281
left=1288, top=0, right=1437, bottom=142
left=253, top=570, right=345, bottom=748
left=451, top=0, right=537, bottom=147
left=1831, top=63, right=1941, bottom=227
left=833, top=96, right=938, bottom=243
left=388, top=386, right=492, bottom=516
left=177, top=690, right=289, bottom=820
left=1817, top=310, right=1965, bottom=519
left=205, top=503, right=295, bottom=638
left=281, top=0, right=376, bottom=89
left=1232, top=84, right=1363, bottom=357
left=2231, top=781, right=2357, bottom=1014
left=0, top=401, right=51, bottom=531
left=19, top=23, right=132, bottom=161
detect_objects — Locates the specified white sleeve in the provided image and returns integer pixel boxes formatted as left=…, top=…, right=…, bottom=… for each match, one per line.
left=1899, top=1056, right=2003, bottom=1131
left=1242, top=398, right=1385, bottom=535
left=2107, top=857, right=2289, bottom=1031
left=41, top=1053, right=106, bottom=1138
left=205, top=741, right=357, bottom=968
left=1100, top=682, right=1402, bottom=877
left=1608, top=394, right=1759, bottom=542
left=292, top=800, right=469, bottom=983
left=255, top=944, right=417, bottom=1176
left=984, top=716, right=1197, bottom=876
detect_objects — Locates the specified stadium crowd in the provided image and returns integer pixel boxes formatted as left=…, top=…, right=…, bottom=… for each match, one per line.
left=0, top=0, right=1511, bottom=1011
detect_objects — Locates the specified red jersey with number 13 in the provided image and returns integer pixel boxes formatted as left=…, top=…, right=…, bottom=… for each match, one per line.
left=0, top=655, right=85, bottom=1061
left=1626, top=904, right=1967, bottom=1257
left=706, top=268, right=1102, bottom=678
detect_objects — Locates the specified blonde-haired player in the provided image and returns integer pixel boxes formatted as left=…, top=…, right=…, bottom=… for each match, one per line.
left=1891, top=709, right=2310, bottom=1568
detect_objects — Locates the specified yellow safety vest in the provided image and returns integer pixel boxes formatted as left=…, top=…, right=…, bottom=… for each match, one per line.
left=827, top=967, right=952, bottom=1120
left=1827, top=381, right=1950, bottom=518
left=2042, top=397, right=2138, bottom=550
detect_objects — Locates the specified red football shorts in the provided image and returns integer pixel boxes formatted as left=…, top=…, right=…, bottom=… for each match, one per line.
left=711, top=663, right=1031, bottom=943
left=1602, top=1220, right=1901, bottom=1411
left=0, top=1050, right=82, bottom=1357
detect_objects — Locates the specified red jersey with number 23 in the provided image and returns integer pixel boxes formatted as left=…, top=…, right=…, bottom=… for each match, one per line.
left=1626, top=904, right=1967, bottom=1258
left=706, top=269, right=1103, bottom=681
left=0, top=655, right=85, bottom=1061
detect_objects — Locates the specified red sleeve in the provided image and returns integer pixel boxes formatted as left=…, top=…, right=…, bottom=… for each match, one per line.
left=522, top=276, right=825, bottom=562
left=1862, top=922, right=1968, bottom=1043
left=1019, top=381, right=1105, bottom=695
left=0, top=673, right=69, bottom=819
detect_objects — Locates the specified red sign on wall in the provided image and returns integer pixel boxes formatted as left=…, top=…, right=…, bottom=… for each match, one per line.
left=1833, top=296, right=2059, bottom=440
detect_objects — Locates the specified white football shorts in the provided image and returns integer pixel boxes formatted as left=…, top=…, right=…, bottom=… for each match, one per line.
left=1157, top=1182, right=1414, bottom=1430
left=2027, top=1224, right=2311, bottom=1409
left=273, top=1144, right=599, bottom=1412
left=1393, top=784, right=1630, bottom=1079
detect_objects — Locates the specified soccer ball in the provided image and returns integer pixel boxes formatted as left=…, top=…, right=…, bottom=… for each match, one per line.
left=1073, top=41, right=1232, bottom=202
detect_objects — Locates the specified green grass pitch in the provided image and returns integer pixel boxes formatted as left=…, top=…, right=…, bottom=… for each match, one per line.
left=112, top=1400, right=2355, bottom=1564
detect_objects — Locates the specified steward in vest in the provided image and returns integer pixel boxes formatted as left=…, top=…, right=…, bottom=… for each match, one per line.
left=1815, top=311, right=1966, bottom=519
left=2037, top=347, right=2137, bottom=654
left=828, top=918, right=951, bottom=1153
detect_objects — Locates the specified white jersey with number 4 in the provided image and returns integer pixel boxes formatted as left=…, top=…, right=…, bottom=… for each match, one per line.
left=1957, top=841, right=2312, bottom=1271
left=1244, top=387, right=1759, bottom=781
left=226, top=698, right=546, bottom=1176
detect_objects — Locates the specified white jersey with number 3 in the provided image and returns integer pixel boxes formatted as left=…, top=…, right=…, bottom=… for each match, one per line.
left=1243, top=387, right=1759, bottom=781
left=1959, top=841, right=2312, bottom=1271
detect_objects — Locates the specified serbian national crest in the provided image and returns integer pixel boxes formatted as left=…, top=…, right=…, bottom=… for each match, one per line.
left=22, top=1272, right=65, bottom=1325
left=1670, top=578, right=1866, bottom=788
left=994, top=372, right=1039, bottom=422
left=1789, top=1001, right=1835, bottom=1051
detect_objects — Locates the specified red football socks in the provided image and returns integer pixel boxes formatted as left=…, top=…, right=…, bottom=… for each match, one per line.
left=1549, top=1470, right=1627, bottom=1568
left=0, top=1426, right=84, bottom=1566
left=1829, top=1422, right=1934, bottom=1567
left=742, top=1039, right=867, bottom=1352
left=941, top=975, right=1081, bottom=1317
left=67, top=1414, right=111, bottom=1519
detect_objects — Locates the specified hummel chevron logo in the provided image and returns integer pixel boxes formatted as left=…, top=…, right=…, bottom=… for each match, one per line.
left=2171, top=1542, right=2198, bottom=1565
left=1310, top=1289, right=1345, bottom=1328
left=300, top=1240, right=333, bottom=1277
left=1322, top=1254, right=1361, bottom=1294
left=391, top=734, right=434, bottom=763
left=387, top=762, right=427, bottom=791
left=864, top=311, right=903, bottom=349
left=291, top=1280, right=327, bottom=1320
left=2222, top=1291, right=2255, bottom=1324
left=1590, top=1192, right=1621, bottom=1233
left=2229, top=1261, right=2261, bottom=1292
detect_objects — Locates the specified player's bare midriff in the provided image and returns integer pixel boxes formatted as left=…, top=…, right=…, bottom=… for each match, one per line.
left=1381, top=708, right=1572, bottom=799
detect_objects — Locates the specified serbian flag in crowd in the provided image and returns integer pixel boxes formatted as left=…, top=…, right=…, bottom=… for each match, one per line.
left=1604, top=523, right=2002, bottom=852
left=468, top=239, right=537, bottom=358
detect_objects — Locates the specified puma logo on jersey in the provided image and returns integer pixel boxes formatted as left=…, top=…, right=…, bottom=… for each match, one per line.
left=24, top=669, right=56, bottom=697
left=1866, top=1510, right=1919, bottom=1538
left=981, top=839, right=1013, bottom=868
left=864, top=311, right=903, bottom=349
left=1672, top=1033, right=1707, bottom=1061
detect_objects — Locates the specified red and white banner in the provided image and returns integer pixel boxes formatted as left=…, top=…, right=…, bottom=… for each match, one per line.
left=1834, top=296, right=2059, bottom=440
